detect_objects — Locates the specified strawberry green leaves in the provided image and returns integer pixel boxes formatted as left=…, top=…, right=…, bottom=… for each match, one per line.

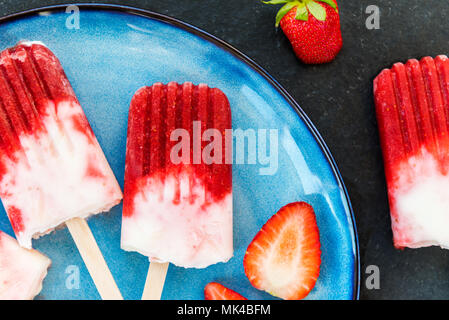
left=295, top=5, right=308, bottom=21
left=274, top=2, right=297, bottom=26
left=263, top=0, right=338, bottom=26
left=315, top=0, right=337, bottom=11
left=306, top=1, right=326, bottom=21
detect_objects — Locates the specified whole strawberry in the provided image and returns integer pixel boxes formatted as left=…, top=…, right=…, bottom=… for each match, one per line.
left=265, top=0, right=342, bottom=64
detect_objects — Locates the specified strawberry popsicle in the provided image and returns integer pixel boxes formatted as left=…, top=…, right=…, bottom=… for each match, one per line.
left=0, top=42, right=123, bottom=248
left=121, top=82, right=233, bottom=269
left=0, top=230, right=51, bottom=300
left=374, top=55, right=449, bottom=249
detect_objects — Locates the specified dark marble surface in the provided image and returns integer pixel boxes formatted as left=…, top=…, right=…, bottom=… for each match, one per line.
left=1, top=0, right=448, bottom=300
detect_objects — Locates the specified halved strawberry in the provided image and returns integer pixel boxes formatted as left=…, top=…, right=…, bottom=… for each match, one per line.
left=204, top=282, right=247, bottom=300
left=244, top=202, right=321, bottom=300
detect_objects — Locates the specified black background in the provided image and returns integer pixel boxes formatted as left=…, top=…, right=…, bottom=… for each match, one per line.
left=1, top=0, right=449, bottom=300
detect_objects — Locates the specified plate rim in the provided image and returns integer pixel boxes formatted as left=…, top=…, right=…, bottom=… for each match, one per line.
left=0, top=3, right=360, bottom=300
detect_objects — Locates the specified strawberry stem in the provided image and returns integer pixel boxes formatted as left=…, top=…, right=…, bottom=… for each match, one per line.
left=263, top=0, right=338, bottom=26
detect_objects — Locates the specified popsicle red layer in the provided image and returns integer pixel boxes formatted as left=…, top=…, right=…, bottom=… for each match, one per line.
left=374, top=55, right=449, bottom=249
left=0, top=42, right=122, bottom=248
left=0, top=231, right=51, bottom=300
left=121, top=82, right=233, bottom=268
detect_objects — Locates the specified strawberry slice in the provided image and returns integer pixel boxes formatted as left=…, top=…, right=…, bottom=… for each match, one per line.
left=244, top=202, right=321, bottom=300
left=204, top=282, right=247, bottom=300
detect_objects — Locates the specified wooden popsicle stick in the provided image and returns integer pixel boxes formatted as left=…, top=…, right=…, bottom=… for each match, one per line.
left=66, top=217, right=123, bottom=300
left=141, top=262, right=169, bottom=300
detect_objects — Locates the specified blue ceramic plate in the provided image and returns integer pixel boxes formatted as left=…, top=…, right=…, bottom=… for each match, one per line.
left=0, top=4, right=359, bottom=300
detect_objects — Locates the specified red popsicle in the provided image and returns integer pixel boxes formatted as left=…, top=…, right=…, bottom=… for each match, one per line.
left=374, top=55, right=449, bottom=249
left=121, top=82, right=233, bottom=269
left=0, top=42, right=123, bottom=299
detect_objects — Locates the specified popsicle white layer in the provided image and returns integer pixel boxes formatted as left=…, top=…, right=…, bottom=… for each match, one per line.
left=122, top=176, right=233, bottom=268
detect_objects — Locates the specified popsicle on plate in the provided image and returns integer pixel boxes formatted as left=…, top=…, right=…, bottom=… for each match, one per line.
left=0, top=230, right=51, bottom=300
left=121, top=82, right=233, bottom=269
left=0, top=42, right=123, bottom=248
left=374, top=55, right=449, bottom=249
